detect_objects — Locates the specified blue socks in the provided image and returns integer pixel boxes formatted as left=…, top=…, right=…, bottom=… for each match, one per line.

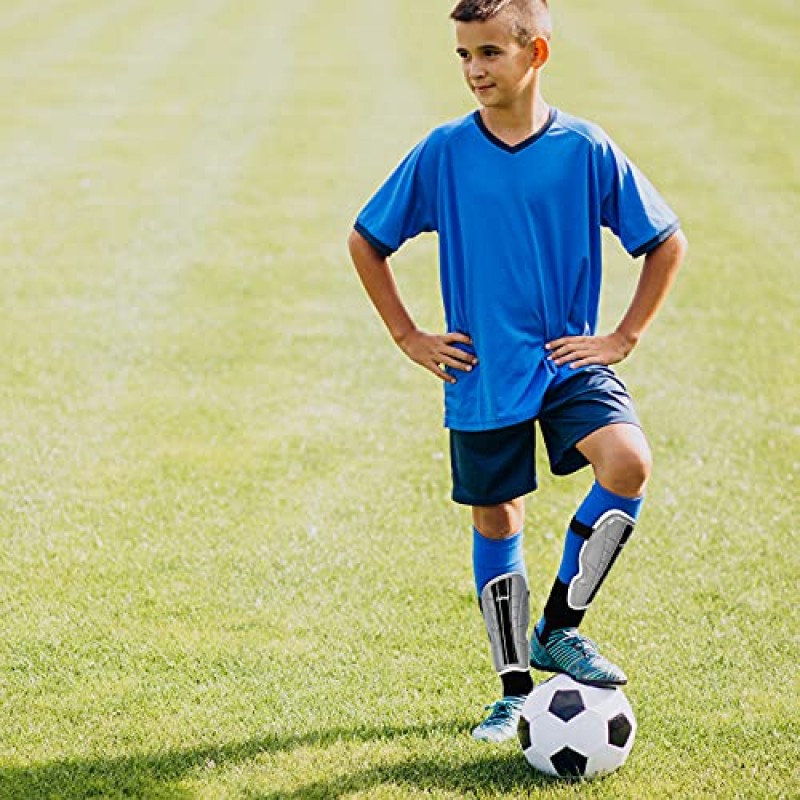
left=472, top=527, right=527, bottom=596
left=537, top=482, right=643, bottom=640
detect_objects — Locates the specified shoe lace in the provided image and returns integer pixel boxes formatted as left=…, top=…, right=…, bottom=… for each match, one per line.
left=482, top=698, right=520, bottom=724
left=561, top=629, right=600, bottom=657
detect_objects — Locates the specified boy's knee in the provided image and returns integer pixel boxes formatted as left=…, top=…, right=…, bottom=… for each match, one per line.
left=601, top=446, right=652, bottom=498
left=473, top=499, right=525, bottom=539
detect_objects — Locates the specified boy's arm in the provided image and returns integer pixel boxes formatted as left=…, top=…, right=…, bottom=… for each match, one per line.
left=547, top=229, right=688, bottom=368
left=347, top=229, right=477, bottom=384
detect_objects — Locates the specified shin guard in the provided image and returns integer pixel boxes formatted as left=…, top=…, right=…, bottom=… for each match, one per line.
left=479, top=572, right=530, bottom=675
left=567, top=510, right=636, bottom=610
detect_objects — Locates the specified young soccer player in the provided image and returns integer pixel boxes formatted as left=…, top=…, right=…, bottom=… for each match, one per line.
left=348, top=0, right=687, bottom=743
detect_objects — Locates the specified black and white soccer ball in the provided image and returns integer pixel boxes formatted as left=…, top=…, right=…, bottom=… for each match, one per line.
left=518, top=674, right=636, bottom=779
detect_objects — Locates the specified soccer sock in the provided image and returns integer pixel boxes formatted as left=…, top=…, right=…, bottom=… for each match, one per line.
left=473, top=528, right=534, bottom=697
left=536, top=482, right=643, bottom=642
left=472, top=527, right=527, bottom=596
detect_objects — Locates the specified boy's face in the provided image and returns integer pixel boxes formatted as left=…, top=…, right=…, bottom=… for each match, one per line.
left=454, top=11, right=541, bottom=109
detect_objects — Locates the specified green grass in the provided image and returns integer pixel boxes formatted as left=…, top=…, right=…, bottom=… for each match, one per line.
left=0, top=0, right=798, bottom=797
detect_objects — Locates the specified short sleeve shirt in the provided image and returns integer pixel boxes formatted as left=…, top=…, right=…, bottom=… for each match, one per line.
left=355, top=108, right=680, bottom=432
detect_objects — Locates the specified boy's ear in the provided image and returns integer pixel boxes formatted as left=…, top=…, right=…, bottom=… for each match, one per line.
left=531, top=35, right=550, bottom=69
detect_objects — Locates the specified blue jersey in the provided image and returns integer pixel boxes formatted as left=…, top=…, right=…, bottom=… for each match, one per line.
left=355, top=108, right=679, bottom=432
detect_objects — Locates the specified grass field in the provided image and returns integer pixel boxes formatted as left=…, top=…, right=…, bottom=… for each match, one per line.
left=0, top=0, right=798, bottom=797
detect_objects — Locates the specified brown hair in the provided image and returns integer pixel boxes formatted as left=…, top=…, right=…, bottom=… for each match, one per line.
left=450, top=0, right=551, bottom=45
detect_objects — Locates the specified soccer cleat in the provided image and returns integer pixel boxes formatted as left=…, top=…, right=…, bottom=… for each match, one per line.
left=471, top=696, right=526, bottom=743
left=529, top=627, right=627, bottom=687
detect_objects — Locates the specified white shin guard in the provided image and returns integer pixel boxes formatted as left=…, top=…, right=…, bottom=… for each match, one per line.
left=479, top=572, right=530, bottom=675
left=568, top=510, right=636, bottom=610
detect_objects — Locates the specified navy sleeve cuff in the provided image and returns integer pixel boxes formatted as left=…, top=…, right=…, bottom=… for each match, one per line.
left=630, top=220, right=681, bottom=259
left=354, top=222, right=395, bottom=258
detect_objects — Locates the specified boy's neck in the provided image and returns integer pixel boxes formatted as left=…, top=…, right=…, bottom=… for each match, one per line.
left=479, top=95, right=551, bottom=148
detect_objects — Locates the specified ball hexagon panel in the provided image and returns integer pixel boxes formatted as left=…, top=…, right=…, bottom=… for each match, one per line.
left=522, top=744, right=560, bottom=777
left=527, top=711, right=571, bottom=755
left=586, top=738, right=630, bottom=777
left=557, top=708, right=608, bottom=757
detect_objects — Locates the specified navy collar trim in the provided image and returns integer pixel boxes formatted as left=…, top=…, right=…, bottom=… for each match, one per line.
left=473, top=107, right=557, bottom=153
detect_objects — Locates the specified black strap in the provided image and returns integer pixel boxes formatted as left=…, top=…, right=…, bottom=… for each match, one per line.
left=569, top=517, right=593, bottom=540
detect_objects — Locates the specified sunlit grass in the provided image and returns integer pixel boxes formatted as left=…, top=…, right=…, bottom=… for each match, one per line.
left=0, top=0, right=797, bottom=797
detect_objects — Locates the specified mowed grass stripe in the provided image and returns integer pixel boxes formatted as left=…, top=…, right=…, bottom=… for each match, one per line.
left=553, top=0, right=798, bottom=386
left=96, top=0, right=446, bottom=551
left=0, top=0, right=132, bottom=62
left=638, top=0, right=799, bottom=93
left=0, top=0, right=145, bottom=134
left=0, top=0, right=322, bottom=764
left=0, top=0, right=241, bottom=398
left=559, top=1, right=799, bottom=260
left=0, top=0, right=240, bottom=490
left=153, top=0, right=440, bottom=435
left=0, top=0, right=318, bottom=506
left=343, top=1, right=444, bottom=182
left=0, top=0, right=230, bottom=228
left=607, top=0, right=798, bottom=167
left=81, top=0, right=325, bottom=470
left=1, top=0, right=324, bottom=618
left=0, top=0, right=74, bottom=38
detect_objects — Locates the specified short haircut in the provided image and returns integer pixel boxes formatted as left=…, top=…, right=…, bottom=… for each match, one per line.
left=450, top=0, right=552, bottom=45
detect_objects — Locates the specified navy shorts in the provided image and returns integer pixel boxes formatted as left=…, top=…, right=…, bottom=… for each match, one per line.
left=449, top=366, right=641, bottom=506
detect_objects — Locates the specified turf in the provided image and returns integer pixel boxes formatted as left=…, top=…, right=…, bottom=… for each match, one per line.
left=0, top=0, right=797, bottom=797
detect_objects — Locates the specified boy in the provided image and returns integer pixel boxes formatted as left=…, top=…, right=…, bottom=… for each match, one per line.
left=348, top=0, right=687, bottom=743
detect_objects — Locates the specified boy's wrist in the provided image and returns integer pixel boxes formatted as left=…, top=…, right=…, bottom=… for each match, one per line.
left=393, top=325, right=419, bottom=347
left=613, top=327, right=640, bottom=355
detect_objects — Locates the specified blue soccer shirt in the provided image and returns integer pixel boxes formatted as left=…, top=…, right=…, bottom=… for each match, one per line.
left=355, top=108, right=680, bottom=432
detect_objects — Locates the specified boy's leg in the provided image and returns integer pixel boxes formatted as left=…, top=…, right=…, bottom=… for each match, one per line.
left=532, top=423, right=650, bottom=686
left=473, top=501, right=534, bottom=699
left=471, top=500, right=535, bottom=741
left=449, top=421, right=537, bottom=742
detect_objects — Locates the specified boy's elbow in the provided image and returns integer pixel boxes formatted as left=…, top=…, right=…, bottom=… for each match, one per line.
left=347, top=228, right=363, bottom=256
left=673, top=228, right=688, bottom=257
left=348, top=227, right=387, bottom=263
left=651, top=228, right=688, bottom=266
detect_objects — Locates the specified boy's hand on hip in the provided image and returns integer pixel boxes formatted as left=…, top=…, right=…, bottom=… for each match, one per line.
left=546, top=331, right=634, bottom=368
left=396, top=330, right=477, bottom=384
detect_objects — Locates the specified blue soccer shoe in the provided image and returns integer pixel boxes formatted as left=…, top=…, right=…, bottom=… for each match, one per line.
left=530, top=627, right=627, bottom=687
left=471, top=696, right=526, bottom=743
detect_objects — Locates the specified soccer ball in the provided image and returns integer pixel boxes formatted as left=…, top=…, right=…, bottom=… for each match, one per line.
left=518, top=674, right=636, bottom=779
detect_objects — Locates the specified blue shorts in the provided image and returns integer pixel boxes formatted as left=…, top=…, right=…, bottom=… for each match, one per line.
left=449, top=366, right=641, bottom=506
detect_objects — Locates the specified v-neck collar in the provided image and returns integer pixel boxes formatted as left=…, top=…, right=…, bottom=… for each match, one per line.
left=473, top=107, right=557, bottom=154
